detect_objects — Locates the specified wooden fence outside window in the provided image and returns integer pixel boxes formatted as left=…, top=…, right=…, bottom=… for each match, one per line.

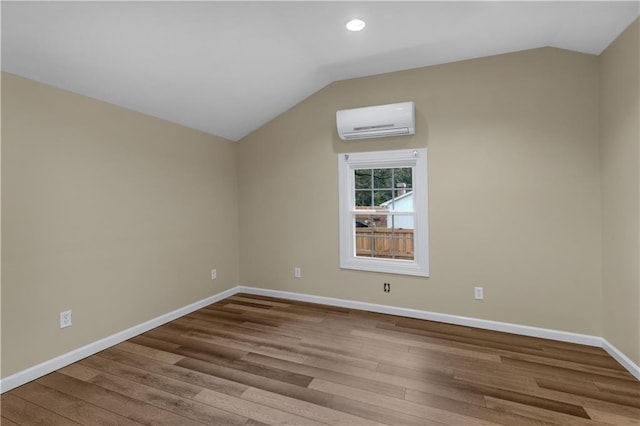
left=355, top=228, right=414, bottom=260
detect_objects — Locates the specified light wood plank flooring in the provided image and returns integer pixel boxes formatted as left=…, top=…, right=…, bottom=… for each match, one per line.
left=2, top=293, right=639, bottom=425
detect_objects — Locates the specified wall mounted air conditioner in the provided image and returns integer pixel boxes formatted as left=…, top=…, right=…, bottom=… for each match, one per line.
left=336, top=101, right=415, bottom=140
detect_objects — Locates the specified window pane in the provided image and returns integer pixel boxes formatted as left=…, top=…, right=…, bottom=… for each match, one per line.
left=393, top=167, right=412, bottom=188
left=355, top=190, right=372, bottom=207
left=388, top=168, right=412, bottom=211
left=354, top=169, right=372, bottom=189
left=355, top=214, right=382, bottom=258
left=374, top=190, right=393, bottom=206
left=354, top=213, right=386, bottom=229
left=388, top=214, right=414, bottom=229
left=373, top=169, right=392, bottom=189
left=392, top=231, right=415, bottom=260
left=390, top=190, right=413, bottom=212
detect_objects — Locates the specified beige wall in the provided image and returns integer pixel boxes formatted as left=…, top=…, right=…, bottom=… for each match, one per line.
left=1, top=73, right=239, bottom=377
left=238, top=47, right=604, bottom=336
left=3, top=21, right=638, bottom=380
left=600, top=19, right=640, bottom=366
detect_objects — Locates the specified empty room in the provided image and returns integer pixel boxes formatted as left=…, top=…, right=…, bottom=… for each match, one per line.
left=1, top=1, right=639, bottom=425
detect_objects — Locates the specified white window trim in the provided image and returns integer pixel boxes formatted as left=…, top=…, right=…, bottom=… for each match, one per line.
left=338, top=148, right=429, bottom=277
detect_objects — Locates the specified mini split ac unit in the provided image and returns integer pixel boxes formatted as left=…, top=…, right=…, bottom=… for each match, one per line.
left=336, top=101, right=415, bottom=140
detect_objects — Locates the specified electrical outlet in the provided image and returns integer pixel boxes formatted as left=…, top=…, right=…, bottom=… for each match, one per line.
left=384, top=282, right=391, bottom=293
left=60, top=310, right=72, bottom=328
left=474, top=286, right=484, bottom=300
left=294, top=267, right=301, bottom=278
left=211, top=269, right=217, bottom=280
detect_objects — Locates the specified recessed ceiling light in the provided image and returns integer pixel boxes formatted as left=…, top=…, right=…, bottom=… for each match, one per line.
left=346, top=18, right=366, bottom=32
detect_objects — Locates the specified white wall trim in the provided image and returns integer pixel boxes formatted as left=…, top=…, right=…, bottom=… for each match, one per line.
left=236, top=286, right=602, bottom=346
left=602, top=338, right=640, bottom=380
left=3, top=285, right=638, bottom=393
left=0, top=287, right=238, bottom=393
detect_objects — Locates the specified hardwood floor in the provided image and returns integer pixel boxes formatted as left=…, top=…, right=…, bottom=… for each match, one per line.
left=2, top=293, right=639, bottom=425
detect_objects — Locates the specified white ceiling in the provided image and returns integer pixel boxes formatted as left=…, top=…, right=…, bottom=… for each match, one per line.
left=2, top=1, right=639, bottom=141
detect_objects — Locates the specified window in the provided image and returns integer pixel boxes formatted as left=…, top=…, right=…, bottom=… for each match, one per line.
left=338, top=149, right=429, bottom=277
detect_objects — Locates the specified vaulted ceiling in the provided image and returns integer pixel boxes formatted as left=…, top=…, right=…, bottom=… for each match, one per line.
left=2, top=1, right=638, bottom=141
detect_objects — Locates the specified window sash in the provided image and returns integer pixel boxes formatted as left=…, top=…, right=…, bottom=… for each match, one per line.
left=338, top=149, right=429, bottom=277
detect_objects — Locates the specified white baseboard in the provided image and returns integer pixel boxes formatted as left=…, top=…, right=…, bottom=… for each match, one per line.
left=602, top=338, right=640, bottom=380
left=3, top=284, right=638, bottom=393
left=235, top=286, right=602, bottom=346
left=236, top=286, right=640, bottom=380
left=0, top=287, right=238, bottom=393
